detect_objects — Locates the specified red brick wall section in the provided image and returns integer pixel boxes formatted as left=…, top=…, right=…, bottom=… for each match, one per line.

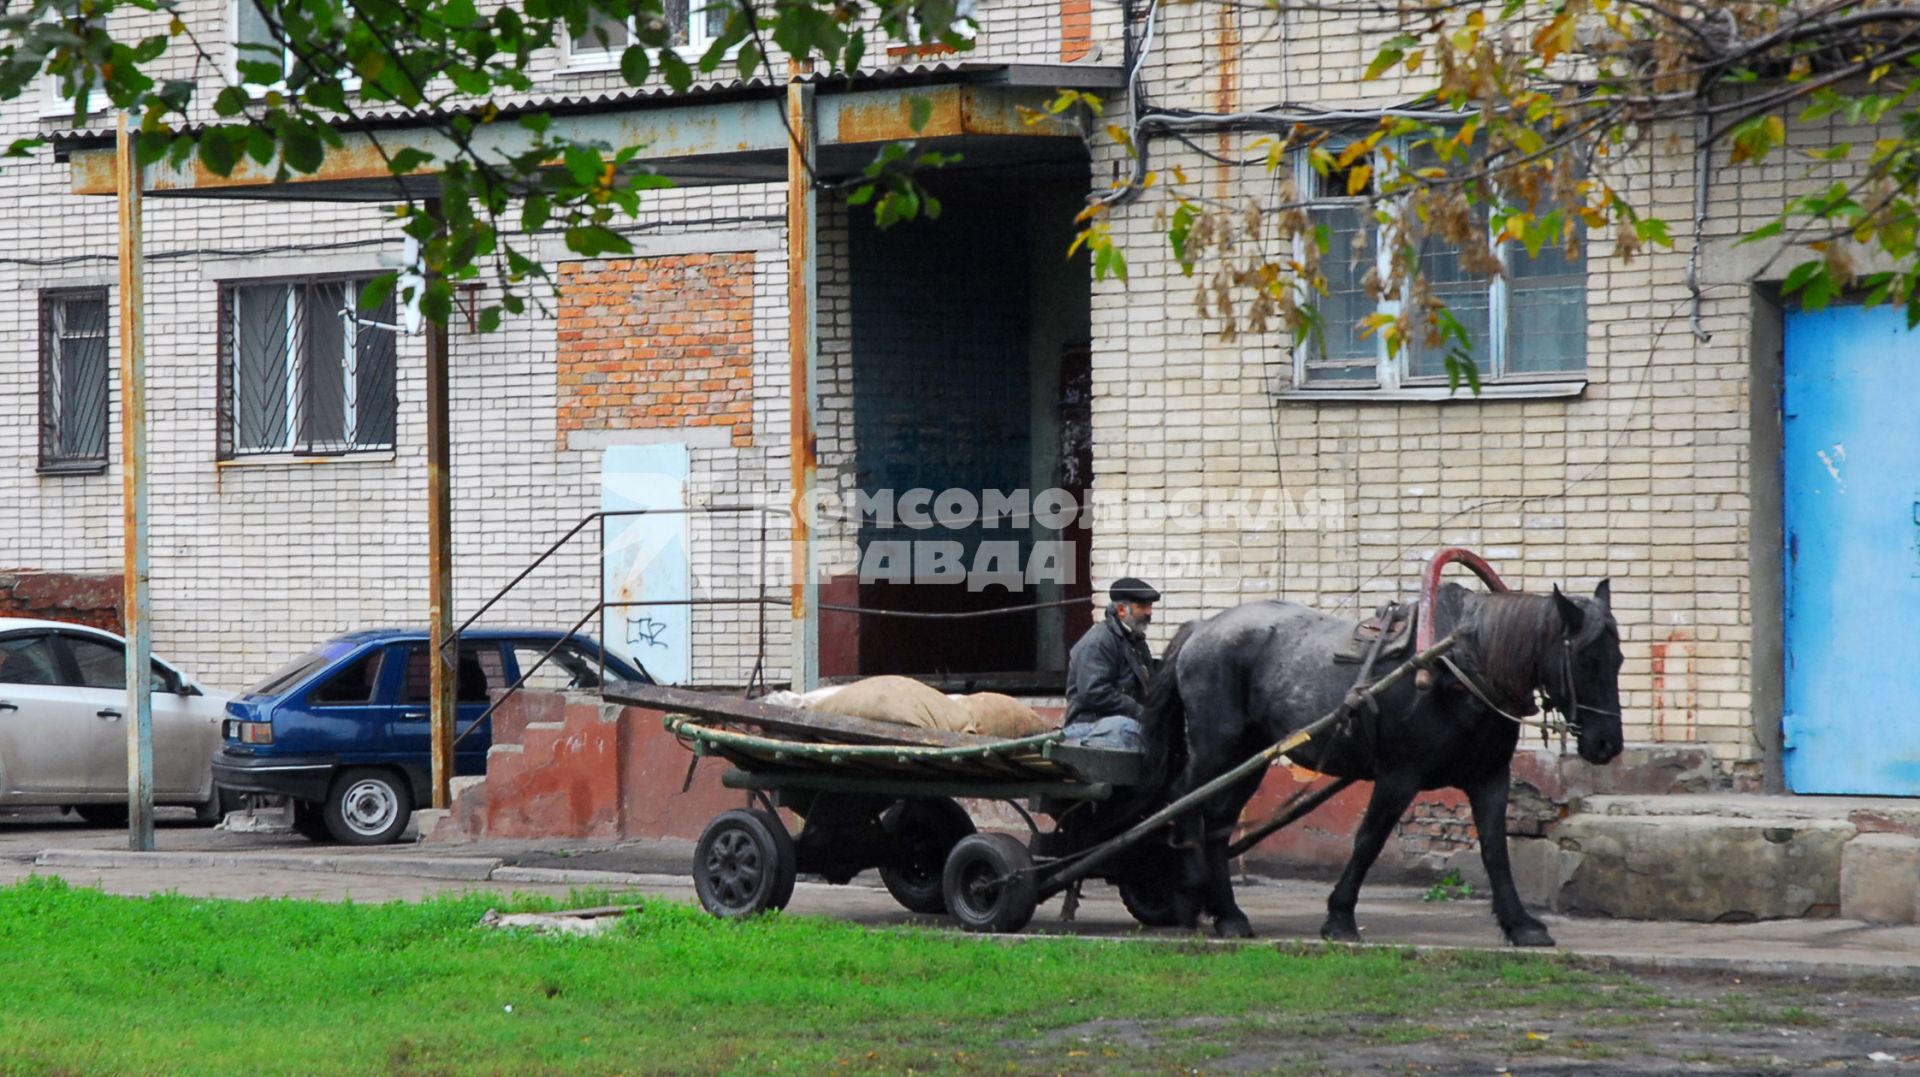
left=555, top=253, right=755, bottom=451
left=1059, top=0, right=1093, bottom=61
left=0, top=571, right=123, bottom=634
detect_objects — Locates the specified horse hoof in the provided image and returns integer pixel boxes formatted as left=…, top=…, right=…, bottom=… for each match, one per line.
left=1318, top=919, right=1362, bottom=944
left=1213, top=914, right=1255, bottom=940
left=1507, top=923, right=1556, bottom=948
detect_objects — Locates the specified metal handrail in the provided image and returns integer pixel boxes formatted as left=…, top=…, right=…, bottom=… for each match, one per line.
left=446, top=506, right=1101, bottom=751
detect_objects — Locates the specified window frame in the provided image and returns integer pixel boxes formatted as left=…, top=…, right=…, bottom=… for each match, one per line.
left=561, top=1, right=734, bottom=71
left=1292, top=137, right=1589, bottom=394
left=229, top=0, right=361, bottom=96
left=0, top=632, right=65, bottom=687
left=52, top=631, right=181, bottom=694
left=38, top=287, right=112, bottom=475
left=216, top=272, right=399, bottom=460
left=305, top=648, right=387, bottom=707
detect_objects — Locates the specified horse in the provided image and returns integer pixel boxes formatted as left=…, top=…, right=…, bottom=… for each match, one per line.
left=1139, top=579, right=1624, bottom=945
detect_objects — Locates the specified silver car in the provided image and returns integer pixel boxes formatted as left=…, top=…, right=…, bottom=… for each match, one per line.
left=0, top=618, right=233, bottom=825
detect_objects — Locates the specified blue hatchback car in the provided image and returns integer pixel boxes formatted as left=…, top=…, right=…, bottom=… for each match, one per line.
left=211, top=628, right=649, bottom=844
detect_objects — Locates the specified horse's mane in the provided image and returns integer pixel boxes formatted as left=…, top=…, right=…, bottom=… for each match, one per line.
left=1461, top=589, right=1613, bottom=712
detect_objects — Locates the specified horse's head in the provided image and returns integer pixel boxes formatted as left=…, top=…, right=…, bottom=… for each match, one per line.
left=1545, top=580, right=1624, bottom=765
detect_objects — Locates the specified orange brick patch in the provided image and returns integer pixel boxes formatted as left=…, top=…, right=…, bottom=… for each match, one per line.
left=555, top=253, right=755, bottom=450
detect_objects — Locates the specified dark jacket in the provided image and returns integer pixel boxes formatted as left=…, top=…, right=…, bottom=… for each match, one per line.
left=1063, top=608, right=1156, bottom=728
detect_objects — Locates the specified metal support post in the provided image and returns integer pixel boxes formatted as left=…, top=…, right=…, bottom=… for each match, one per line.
left=786, top=72, right=820, bottom=691
left=425, top=208, right=455, bottom=809
left=115, top=113, right=154, bottom=852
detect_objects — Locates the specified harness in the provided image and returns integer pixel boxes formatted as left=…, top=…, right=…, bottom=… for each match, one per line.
left=1436, top=637, right=1622, bottom=749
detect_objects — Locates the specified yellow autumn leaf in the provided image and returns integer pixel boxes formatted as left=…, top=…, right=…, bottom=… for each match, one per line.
left=1346, top=164, right=1372, bottom=195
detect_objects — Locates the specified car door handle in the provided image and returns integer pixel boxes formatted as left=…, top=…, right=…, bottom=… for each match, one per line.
left=97, top=709, right=122, bottom=720
left=0, top=701, right=15, bottom=713
left=401, top=711, right=428, bottom=720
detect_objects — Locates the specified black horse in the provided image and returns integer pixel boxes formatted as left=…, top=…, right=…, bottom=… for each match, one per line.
left=1141, top=580, right=1624, bottom=945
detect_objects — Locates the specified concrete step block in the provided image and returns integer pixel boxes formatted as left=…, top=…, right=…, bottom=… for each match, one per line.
left=449, top=775, right=487, bottom=800
left=1841, top=834, right=1920, bottom=925
left=413, top=808, right=451, bottom=844
left=1544, top=812, right=1858, bottom=922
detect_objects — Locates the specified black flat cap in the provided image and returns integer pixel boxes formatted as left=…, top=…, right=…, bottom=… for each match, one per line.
left=1109, top=577, right=1160, bottom=603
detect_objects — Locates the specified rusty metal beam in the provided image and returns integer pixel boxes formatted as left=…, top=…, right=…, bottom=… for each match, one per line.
left=67, top=84, right=1078, bottom=198
left=787, top=73, right=819, bottom=692
left=116, top=113, right=155, bottom=852
left=425, top=218, right=456, bottom=810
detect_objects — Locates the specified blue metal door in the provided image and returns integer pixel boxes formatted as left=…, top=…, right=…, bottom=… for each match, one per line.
left=1782, top=305, right=1920, bottom=794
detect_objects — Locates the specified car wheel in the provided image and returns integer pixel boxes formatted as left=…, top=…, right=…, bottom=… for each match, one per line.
left=73, top=804, right=129, bottom=828
left=192, top=785, right=238, bottom=827
left=291, top=800, right=333, bottom=843
left=322, top=768, right=413, bottom=845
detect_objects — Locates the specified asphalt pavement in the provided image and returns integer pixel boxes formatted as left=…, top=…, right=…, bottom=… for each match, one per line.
left=3, top=806, right=1919, bottom=980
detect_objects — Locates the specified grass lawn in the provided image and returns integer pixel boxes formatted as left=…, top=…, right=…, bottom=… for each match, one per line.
left=0, top=877, right=1684, bottom=1074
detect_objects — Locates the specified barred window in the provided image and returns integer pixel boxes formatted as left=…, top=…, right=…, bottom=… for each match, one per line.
left=38, top=290, right=110, bottom=472
left=219, top=277, right=398, bottom=458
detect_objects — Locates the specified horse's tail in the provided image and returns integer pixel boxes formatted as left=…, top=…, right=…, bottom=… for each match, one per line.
left=1133, top=618, right=1201, bottom=807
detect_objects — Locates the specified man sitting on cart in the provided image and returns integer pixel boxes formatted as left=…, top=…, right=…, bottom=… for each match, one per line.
left=1061, top=577, right=1160, bottom=752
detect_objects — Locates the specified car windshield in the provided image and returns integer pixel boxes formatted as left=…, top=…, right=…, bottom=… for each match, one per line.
left=243, top=649, right=338, bottom=698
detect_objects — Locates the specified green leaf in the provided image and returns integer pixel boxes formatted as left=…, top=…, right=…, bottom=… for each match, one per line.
left=908, top=95, right=932, bottom=134
left=659, top=49, right=693, bottom=92
left=1169, top=202, right=1198, bottom=275
left=619, top=45, right=651, bottom=85
left=1737, top=220, right=1786, bottom=246
left=388, top=147, right=435, bottom=174
left=213, top=86, right=250, bottom=117
left=735, top=41, right=761, bottom=80
left=198, top=131, right=237, bottom=177
left=564, top=224, right=633, bottom=257
left=358, top=274, right=398, bottom=312
left=284, top=128, right=324, bottom=173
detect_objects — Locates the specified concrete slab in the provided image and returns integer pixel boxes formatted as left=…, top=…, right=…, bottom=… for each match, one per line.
left=33, top=848, right=505, bottom=881
left=1842, top=833, right=1920, bottom=925
left=1547, top=812, right=1857, bottom=921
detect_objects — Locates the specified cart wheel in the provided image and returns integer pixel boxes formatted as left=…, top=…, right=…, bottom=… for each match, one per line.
left=694, top=809, right=798, bottom=919
left=879, top=797, right=976, bottom=914
left=1118, top=877, right=1185, bottom=928
left=942, top=833, right=1038, bottom=934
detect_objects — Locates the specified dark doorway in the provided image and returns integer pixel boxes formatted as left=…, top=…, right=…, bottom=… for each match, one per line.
left=832, top=174, right=1092, bottom=685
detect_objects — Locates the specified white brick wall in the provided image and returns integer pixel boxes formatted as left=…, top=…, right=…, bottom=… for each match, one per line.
left=0, top=0, right=1871, bottom=770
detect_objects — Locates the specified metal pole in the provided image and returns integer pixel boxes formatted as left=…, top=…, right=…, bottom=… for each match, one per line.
left=115, top=113, right=154, bottom=852
left=424, top=204, right=455, bottom=809
left=786, top=69, right=820, bottom=692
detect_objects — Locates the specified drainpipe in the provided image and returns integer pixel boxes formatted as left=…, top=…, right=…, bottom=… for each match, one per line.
left=115, top=113, right=154, bottom=852
left=787, top=68, right=820, bottom=691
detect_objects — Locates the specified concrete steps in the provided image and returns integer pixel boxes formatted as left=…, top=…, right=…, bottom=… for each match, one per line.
left=1517, top=793, right=1920, bottom=925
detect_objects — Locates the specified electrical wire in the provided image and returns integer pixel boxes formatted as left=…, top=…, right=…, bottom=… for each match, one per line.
left=0, top=213, right=786, bottom=270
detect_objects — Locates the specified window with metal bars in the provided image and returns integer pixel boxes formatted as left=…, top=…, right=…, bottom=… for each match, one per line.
left=218, top=276, right=398, bottom=458
left=38, top=289, right=111, bottom=473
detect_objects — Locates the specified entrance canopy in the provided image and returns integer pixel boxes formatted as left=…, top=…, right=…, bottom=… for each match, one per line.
left=55, top=63, right=1117, bottom=200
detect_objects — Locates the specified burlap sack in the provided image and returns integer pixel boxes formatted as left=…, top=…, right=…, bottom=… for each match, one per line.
left=959, top=693, right=1050, bottom=738
left=809, top=675, right=968, bottom=731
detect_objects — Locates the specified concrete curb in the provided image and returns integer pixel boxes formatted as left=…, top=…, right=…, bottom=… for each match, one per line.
left=489, top=866, right=689, bottom=888
left=33, top=849, right=504, bottom=882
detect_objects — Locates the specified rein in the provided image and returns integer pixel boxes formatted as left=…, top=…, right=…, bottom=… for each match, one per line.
left=1437, top=638, right=1620, bottom=746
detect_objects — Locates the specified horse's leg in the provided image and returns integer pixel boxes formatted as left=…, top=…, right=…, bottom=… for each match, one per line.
left=1195, top=770, right=1266, bottom=939
left=1464, top=768, right=1555, bottom=947
left=1320, top=770, right=1420, bottom=943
